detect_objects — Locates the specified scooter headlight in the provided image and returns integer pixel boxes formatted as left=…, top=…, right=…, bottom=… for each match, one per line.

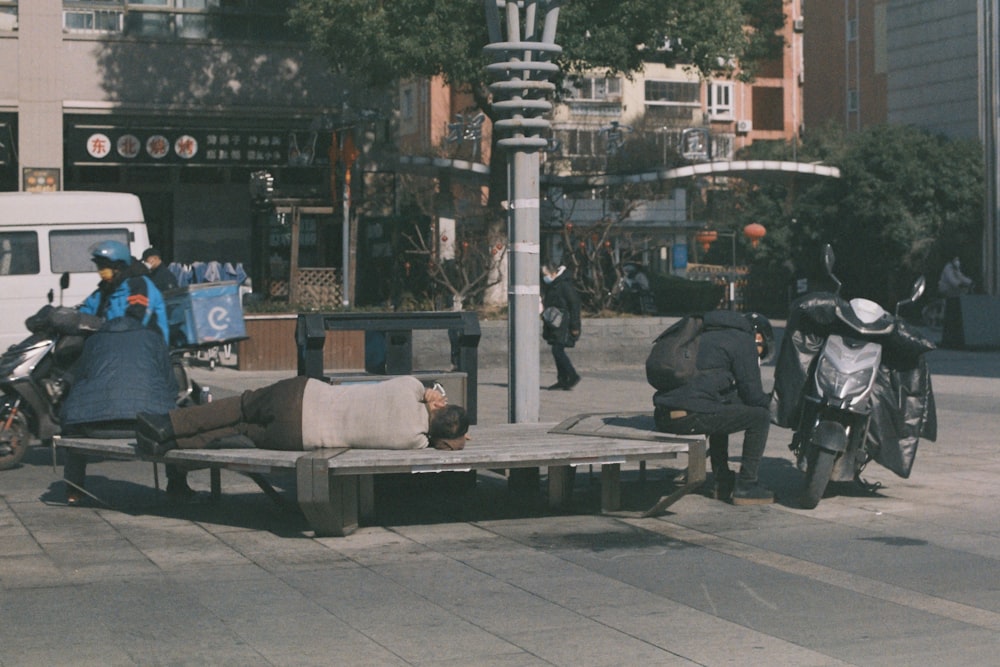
left=815, top=355, right=875, bottom=400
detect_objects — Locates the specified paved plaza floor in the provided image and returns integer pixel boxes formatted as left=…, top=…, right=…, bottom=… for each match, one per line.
left=2, top=343, right=1000, bottom=665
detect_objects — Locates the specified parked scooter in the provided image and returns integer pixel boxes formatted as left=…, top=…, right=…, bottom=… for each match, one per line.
left=772, top=245, right=937, bottom=509
left=0, top=273, right=204, bottom=470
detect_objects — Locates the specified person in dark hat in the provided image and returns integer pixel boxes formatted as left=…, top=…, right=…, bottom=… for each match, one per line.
left=142, top=247, right=177, bottom=292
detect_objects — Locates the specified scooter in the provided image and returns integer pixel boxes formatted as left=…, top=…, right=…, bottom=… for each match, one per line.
left=773, top=244, right=937, bottom=509
left=0, top=273, right=205, bottom=471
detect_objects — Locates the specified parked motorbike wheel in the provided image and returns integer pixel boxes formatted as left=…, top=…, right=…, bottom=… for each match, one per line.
left=800, top=446, right=836, bottom=509
left=0, top=403, right=31, bottom=470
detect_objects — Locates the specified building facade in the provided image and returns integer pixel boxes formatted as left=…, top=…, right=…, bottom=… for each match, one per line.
left=0, top=0, right=357, bottom=275
left=802, top=0, right=999, bottom=294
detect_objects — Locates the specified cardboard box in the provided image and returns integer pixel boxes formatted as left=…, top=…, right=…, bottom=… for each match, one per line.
left=165, top=281, right=247, bottom=347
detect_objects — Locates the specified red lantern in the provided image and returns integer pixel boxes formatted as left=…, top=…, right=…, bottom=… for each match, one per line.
left=404, top=261, right=411, bottom=276
left=603, top=240, right=611, bottom=248
left=462, top=241, right=469, bottom=250
left=579, top=241, right=586, bottom=249
left=441, top=235, right=448, bottom=243
left=565, top=222, right=574, bottom=232
left=743, top=222, right=766, bottom=248
left=695, top=229, right=718, bottom=252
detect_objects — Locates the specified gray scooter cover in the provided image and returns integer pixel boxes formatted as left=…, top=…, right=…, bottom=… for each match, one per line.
left=771, top=292, right=937, bottom=478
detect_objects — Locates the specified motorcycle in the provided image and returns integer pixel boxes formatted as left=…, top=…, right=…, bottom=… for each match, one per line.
left=772, top=244, right=937, bottom=509
left=0, top=273, right=206, bottom=471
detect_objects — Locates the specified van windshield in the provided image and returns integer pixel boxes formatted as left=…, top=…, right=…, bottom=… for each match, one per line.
left=50, top=229, right=132, bottom=273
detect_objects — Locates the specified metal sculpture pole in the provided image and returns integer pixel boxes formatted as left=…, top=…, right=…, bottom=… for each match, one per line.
left=483, top=0, right=562, bottom=423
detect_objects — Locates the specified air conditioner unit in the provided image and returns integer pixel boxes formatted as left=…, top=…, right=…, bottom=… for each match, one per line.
left=793, top=17, right=804, bottom=32
left=736, top=120, right=753, bottom=134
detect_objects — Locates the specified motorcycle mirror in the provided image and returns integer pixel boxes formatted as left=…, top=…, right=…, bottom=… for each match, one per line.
left=47, top=288, right=54, bottom=304
left=822, top=244, right=842, bottom=294
left=895, top=275, right=927, bottom=316
left=822, top=244, right=835, bottom=273
left=58, top=271, right=70, bottom=306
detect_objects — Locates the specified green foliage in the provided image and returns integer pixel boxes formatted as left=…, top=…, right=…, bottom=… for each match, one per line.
left=732, top=123, right=983, bottom=310
left=289, top=0, right=786, bottom=94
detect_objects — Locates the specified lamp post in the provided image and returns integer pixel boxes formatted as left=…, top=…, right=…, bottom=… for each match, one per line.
left=483, top=0, right=562, bottom=424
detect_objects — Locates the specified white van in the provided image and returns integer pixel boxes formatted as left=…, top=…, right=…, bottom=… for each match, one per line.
left=0, top=191, right=151, bottom=350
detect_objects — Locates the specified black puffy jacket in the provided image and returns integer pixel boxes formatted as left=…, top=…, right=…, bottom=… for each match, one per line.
left=60, top=317, right=177, bottom=429
left=652, top=310, right=770, bottom=414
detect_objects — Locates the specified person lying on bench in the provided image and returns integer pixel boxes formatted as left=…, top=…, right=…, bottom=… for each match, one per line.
left=134, top=375, right=469, bottom=455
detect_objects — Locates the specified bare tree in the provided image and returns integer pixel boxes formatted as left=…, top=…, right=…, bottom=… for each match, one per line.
left=556, top=198, right=655, bottom=313
left=395, top=169, right=506, bottom=310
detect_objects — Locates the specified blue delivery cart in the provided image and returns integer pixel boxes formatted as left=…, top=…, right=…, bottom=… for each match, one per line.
left=164, top=282, right=247, bottom=367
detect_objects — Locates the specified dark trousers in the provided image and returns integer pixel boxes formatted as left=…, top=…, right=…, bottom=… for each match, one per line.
left=169, top=376, right=307, bottom=451
left=550, top=344, right=578, bottom=384
left=654, top=404, right=771, bottom=482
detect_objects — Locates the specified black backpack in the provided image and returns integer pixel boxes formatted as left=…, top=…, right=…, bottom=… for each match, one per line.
left=645, top=315, right=704, bottom=391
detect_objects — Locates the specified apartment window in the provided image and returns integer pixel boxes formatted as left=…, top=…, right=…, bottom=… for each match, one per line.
left=64, top=1, right=123, bottom=33
left=565, top=76, right=622, bottom=102
left=644, top=80, right=700, bottom=121
left=846, top=18, right=858, bottom=42
left=708, top=81, right=734, bottom=120
left=847, top=89, right=859, bottom=113
left=751, top=86, right=784, bottom=132
left=645, top=80, right=699, bottom=105
left=563, top=128, right=598, bottom=157
left=63, top=0, right=294, bottom=40
left=0, top=0, right=16, bottom=31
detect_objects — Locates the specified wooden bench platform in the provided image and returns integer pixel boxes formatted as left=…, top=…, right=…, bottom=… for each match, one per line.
left=55, top=414, right=705, bottom=537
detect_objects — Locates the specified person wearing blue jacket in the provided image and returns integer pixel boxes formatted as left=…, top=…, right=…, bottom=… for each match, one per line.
left=80, top=240, right=169, bottom=343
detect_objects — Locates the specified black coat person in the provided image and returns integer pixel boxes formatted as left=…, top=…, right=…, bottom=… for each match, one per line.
left=541, top=264, right=582, bottom=390
left=653, top=310, right=775, bottom=505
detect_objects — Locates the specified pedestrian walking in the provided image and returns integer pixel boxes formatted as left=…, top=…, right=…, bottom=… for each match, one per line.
left=541, top=262, right=582, bottom=390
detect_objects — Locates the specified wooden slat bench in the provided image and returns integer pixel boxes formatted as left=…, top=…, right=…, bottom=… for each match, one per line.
left=55, top=416, right=705, bottom=537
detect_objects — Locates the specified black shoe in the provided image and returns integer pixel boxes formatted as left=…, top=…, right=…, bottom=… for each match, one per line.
left=546, top=381, right=566, bottom=391
left=137, top=412, right=174, bottom=443
left=562, top=374, right=581, bottom=390
left=136, top=433, right=176, bottom=457
left=714, top=469, right=735, bottom=502
left=732, top=479, right=774, bottom=506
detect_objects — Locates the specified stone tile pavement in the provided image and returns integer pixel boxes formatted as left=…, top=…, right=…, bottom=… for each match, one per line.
left=2, top=340, right=1000, bottom=665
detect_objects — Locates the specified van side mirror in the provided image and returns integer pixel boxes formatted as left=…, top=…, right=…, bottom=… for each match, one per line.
left=60, top=272, right=70, bottom=291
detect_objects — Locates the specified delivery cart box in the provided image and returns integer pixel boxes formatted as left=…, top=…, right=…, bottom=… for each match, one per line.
left=165, top=281, right=247, bottom=347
